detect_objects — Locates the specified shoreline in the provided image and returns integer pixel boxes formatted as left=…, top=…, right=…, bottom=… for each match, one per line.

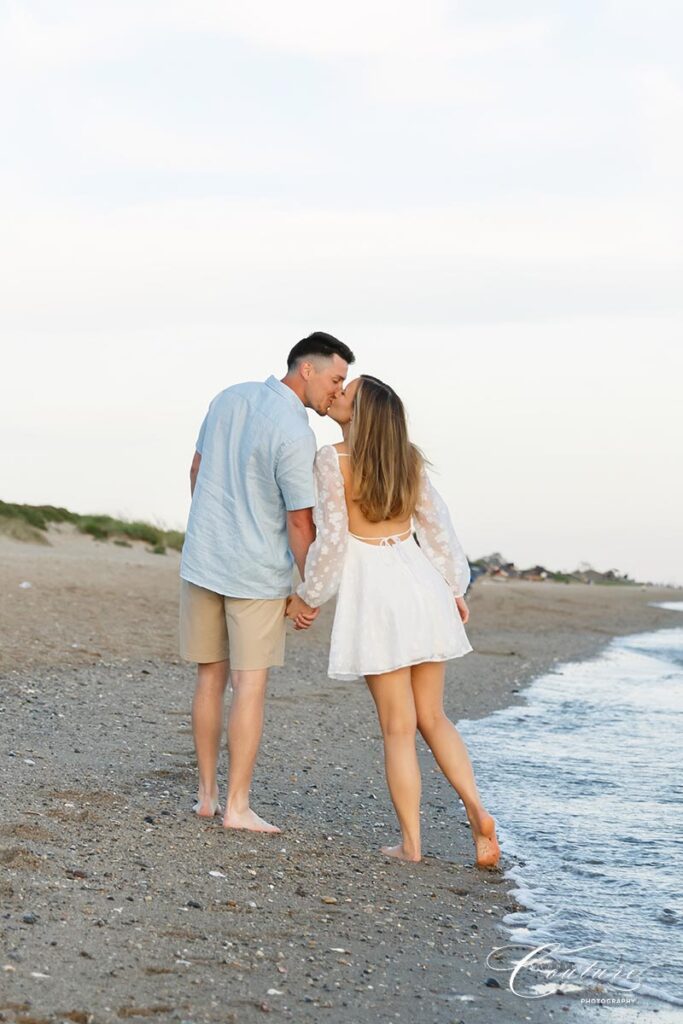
left=442, top=576, right=683, bottom=725
left=459, top=583, right=683, bottom=1022
left=1, top=530, right=681, bottom=1022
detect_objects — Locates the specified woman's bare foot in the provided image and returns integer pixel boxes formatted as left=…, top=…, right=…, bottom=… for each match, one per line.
left=467, top=805, right=501, bottom=869
left=380, top=843, right=421, bottom=863
left=193, top=795, right=222, bottom=817
left=223, top=807, right=281, bottom=833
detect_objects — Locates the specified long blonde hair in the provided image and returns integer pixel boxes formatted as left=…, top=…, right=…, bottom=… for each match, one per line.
left=347, top=375, right=424, bottom=522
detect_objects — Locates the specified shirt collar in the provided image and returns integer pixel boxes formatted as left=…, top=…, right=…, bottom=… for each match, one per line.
left=264, top=375, right=308, bottom=419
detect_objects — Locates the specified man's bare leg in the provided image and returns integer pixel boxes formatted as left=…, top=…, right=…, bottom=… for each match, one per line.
left=192, top=660, right=229, bottom=816
left=223, top=668, right=281, bottom=833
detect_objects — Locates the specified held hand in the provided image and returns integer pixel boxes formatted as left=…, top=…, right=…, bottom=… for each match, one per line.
left=455, top=596, right=470, bottom=625
left=285, top=594, right=320, bottom=631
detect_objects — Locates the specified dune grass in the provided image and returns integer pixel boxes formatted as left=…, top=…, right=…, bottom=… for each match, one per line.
left=0, top=515, right=51, bottom=545
left=0, top=500, right=184, bottom=552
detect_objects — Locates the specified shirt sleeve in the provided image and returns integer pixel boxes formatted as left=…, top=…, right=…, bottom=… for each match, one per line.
left=275, top=433, right=317, bottom=511
left=296, top=446, right=349, bottom=608
left=413, top=461, right=471, bottom=598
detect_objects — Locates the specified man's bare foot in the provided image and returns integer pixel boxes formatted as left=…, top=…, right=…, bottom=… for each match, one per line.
left=223, top=808, right=281, bottom=833
left=193, top=795, right=222, bottom=818
left=380, top=843, right=421, bottom=863
left=467, top=806, right=501, bottom=869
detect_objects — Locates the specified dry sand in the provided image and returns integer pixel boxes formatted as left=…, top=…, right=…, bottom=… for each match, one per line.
left=1, top=525, right=681, bottom=1023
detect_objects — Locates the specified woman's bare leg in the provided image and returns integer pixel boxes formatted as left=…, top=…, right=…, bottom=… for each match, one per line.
left=411, top=661, right=500, bottom=868
left=365, top=667, right=422, bottom=862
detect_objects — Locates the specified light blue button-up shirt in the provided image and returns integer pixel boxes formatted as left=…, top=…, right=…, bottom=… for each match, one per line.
left=180, top=376, right=317, bottom=598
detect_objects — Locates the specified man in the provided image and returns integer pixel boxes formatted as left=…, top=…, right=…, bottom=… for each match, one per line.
left=179, top=332, right=355, bottom=832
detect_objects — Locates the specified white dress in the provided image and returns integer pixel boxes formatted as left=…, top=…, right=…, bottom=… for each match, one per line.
left=296, top=445, right=473, bottom=680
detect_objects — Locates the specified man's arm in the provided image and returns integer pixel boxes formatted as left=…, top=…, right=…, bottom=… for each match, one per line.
left=190, top=451, right=202, bottom=496
left=287, top=506, right=315, bottom=579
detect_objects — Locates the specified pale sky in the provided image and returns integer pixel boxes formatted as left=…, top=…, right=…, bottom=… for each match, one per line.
left=1, top=2, right=681, bottom=585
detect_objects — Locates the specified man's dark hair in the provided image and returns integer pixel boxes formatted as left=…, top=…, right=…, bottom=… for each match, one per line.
left=286, top=332, right=355, bottom=371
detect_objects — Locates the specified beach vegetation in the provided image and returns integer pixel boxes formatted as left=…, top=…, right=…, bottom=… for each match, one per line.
left=0, top=499, right=184, bottom=553
left=0, top=514, right=51, bottom=545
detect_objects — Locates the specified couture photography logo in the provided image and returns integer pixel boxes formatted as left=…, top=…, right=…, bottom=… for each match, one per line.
left=484, top=942, right=666, bottom=1001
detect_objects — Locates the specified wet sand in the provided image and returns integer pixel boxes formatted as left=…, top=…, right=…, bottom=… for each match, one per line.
left=1, top=526, right=681, bottom=1023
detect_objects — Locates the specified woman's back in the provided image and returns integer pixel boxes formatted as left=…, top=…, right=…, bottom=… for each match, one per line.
left=333, top=442, right=413, bottom=542
left=300, top=439, right=473, bottom=683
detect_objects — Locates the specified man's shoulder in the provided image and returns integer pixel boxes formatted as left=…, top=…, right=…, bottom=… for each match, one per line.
left=205, top=381, right=272, bottom=419
left=208, top=379, right=313, bottom=442
left=211, top=380, right=264, bottom=403
left=279, top=424, right=317, bottom=454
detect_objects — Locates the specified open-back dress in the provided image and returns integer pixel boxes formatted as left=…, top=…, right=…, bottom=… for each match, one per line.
left=296, top=445, right=473, bottom=681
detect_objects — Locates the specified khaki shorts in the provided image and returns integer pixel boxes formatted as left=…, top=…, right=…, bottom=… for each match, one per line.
left=179, top=579, right=287, bottom=669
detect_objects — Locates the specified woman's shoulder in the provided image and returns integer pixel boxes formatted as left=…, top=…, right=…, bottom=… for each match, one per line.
left=314, top=444, right=343, bottom=471
left=316, top=443, right=349, bottom=460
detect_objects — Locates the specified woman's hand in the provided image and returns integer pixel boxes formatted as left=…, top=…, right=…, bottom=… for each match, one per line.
left=455, top=596, right=470, bottom=625
left=285, top=594, right=319, bottom=631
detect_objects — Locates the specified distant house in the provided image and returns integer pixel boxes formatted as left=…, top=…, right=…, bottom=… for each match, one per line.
left=519, top=565, right=549, bottom=581
left=470, top=554, right=636, bottom=585
left=473, top=552, right=519, bottom=579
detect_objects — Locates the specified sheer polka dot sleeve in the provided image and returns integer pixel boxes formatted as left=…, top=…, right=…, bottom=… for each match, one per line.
left=413, top=461, right=471, bottom=599
left=296, top=446, right=349, bottom=608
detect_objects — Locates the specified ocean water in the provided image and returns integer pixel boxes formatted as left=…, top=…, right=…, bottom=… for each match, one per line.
left=456, top=601, right=683, bottom=1013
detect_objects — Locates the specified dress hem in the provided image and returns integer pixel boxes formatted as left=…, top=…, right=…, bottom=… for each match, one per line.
left=327, top=644, right=473, bottom=681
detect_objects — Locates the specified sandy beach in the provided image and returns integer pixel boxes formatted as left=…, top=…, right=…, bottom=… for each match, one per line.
left=1, top=525, right=681, bottom=1023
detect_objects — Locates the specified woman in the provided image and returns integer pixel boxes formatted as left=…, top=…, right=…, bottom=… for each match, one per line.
left=286, top=375, right=500, bottom=868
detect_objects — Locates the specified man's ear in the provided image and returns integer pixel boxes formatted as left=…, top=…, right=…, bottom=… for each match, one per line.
left=300, top=360, right=313, bottom=381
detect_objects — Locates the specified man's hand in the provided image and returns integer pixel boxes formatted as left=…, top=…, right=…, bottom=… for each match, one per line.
left=455, top=596, right=470, bottom=625
left=286, top=594, right=319, bottom=631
